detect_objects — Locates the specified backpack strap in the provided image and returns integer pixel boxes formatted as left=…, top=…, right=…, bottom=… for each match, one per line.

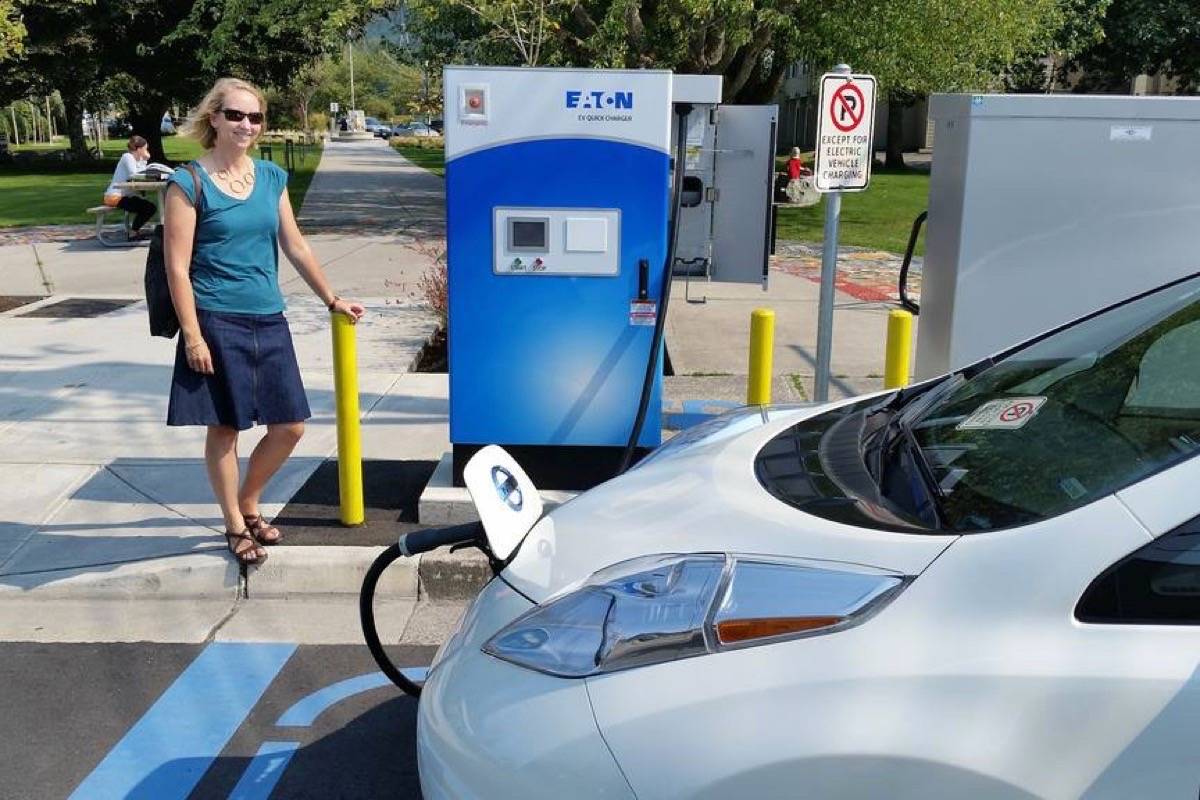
left=182, top=162, right=204, bottom=215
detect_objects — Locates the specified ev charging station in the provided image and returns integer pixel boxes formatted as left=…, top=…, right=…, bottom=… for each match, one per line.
left=444, top=66, right=775, bottom=488
left=917, top=93, right=1200, bottom=378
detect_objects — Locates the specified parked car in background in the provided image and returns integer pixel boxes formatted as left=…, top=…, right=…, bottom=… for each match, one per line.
left=390, top=121, right=439, bottom=138
left=429, top=119, right=444, bottom=134
left=363, top=116, right=388, bottom=136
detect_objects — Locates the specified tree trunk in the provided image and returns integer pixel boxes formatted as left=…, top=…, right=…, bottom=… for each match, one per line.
left=885, top=92, right=906, bottom=170
left=61, top=93, right=92, bottom=160
left=127, top=102, right=169, bottom=163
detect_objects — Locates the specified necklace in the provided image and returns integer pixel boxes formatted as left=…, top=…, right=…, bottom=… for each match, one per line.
left=214, top=161, right=255, bottom=194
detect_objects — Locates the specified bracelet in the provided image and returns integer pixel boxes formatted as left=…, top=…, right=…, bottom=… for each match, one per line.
left=327, top=295, right=340, bottom=311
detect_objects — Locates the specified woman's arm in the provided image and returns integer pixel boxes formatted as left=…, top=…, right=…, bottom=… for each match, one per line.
left=276, top=193, right=365, bottom=323
left=164, top=182, right=212, bottom=374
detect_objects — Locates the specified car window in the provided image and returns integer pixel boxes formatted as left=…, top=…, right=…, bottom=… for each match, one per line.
left=910, top=277, right=1200, bottom=531
left=1077, top=514, right=1200, bottom=624
left=755, top=274, right=1200, bottom=534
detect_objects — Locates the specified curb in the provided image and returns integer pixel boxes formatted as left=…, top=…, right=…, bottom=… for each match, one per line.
left=247, top=545, right=418, bottom=599
left=0, top=551, right=239, bottom=599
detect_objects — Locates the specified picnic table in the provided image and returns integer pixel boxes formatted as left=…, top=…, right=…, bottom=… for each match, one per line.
left=112, top=179, right=170, bottom=226
left=87, top=178, right=170, bottom=247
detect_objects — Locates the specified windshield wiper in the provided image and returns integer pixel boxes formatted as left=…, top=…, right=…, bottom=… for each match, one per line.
left=863, top=374, right=963, bottom=480
left=887, top=413, right=947, bottom=529
left=860, top=373, right=966, bottom=528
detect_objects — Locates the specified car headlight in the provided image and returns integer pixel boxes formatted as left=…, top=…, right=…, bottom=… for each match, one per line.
left=483, top=554, right=908, bottom=677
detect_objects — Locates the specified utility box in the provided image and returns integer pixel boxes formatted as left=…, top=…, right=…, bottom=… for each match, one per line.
left=917, top=94, right=1200, bottom=378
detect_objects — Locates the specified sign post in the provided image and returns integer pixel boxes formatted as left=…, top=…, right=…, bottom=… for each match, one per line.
left=813, top=65, right=877, bottom=401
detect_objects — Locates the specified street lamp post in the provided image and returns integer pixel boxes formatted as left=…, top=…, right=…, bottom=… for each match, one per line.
left=348, top=38, right=357, bottom=113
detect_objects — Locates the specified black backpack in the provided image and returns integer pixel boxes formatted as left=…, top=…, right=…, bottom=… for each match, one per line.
left=144, top=163, right=203, bottom=338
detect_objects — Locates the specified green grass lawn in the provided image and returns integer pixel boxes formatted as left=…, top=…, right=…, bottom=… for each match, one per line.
left=0, top=137, right=321, bottom=227
left=391, top=141, right=446, bottom=176
left=775, top=169, right=930, bottom=255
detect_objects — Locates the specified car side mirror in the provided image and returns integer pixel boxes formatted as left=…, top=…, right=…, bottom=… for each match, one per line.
left=463, top=445, right=544, bottom=562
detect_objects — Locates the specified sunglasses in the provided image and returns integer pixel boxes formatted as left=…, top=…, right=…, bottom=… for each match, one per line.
left=220, top=108, right=264, bottom=125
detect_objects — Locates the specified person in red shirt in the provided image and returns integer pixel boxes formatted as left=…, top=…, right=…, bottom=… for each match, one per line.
left=784, top=147, right=816, bottom=205
left=787, top=147, right=806, bottom=180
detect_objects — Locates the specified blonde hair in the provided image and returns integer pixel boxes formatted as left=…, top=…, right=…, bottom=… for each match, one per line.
left=184, top=77, right=268, bottom=150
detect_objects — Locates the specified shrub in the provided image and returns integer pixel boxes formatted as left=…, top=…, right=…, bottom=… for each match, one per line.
left=412, top=237, right=448, bottom=329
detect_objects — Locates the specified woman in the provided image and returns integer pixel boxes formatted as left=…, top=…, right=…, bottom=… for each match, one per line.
left=103, top=135, right=156, bottom=240
left=163, top=77, right=365, bottom=566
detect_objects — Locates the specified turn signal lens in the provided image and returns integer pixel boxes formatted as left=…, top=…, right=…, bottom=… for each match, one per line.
left=716, top=616, right=844, bottom=644
left=484, top=554, right=908, bottom=678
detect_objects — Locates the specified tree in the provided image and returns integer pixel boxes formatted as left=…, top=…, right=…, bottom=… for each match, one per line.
left=0, top=0, right=25, bottom=61
left=406, top=0, right=816, bottom=102
left=805, top=0, right=1065, bottom=167
left=405, top=0, right=1067, bottom=122
left=446, top=0, right=568, bottom=66
left=1004, top=0, right=1111, bottom=92
left=1068, top=0, right=1200, bottom=92
left=0, top=1, right=113, bottom=159
left=1, top=0, right=387, bottom=161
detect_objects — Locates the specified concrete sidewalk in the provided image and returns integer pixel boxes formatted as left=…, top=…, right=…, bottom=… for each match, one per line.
left=0, top=139, right=446, bottom=616
left=0, top=136, right=917, bottom=625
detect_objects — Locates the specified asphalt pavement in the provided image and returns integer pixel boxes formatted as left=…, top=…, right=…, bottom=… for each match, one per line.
left=1, top=641, right=432, bottom=800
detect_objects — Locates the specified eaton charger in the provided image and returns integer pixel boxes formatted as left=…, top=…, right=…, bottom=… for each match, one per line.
left=444, top=66, right=681, bottom=488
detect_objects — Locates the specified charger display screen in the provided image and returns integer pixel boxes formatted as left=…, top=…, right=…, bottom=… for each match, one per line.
left=509, top=219, right=548, bottom=251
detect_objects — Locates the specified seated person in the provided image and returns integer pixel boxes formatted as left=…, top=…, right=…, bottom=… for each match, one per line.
left=103, top=135, right=156, bottom=240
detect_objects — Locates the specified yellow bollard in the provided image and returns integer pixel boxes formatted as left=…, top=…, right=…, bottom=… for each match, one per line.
left=747, top=308, right=775, bottom=405
left=332, top=312, right=364, bottom=526
left=884, top=309, right=914, bottom=389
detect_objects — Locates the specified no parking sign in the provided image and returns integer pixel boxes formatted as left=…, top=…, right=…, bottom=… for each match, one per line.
left=815, top=73, right=877, bottom=192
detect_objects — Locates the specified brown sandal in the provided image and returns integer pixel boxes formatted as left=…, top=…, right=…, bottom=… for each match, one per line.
left=225, top=529, right=267, bottom=565
left=244, top=514, right=283, bottom=546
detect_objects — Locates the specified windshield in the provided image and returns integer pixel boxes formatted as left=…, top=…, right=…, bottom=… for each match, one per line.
left=757, top=274, right=1200, bottom=533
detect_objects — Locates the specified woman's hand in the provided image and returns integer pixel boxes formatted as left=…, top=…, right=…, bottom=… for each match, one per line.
left=331, top=298, right=366, bottom=324
left=184, top=337, right=214, bottom=374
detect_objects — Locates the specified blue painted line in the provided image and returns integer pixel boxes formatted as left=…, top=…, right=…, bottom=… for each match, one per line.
left=228, top=741, right=300, bottom=800
left=276, top=668, right=428, bottom=727
left=69, top=642, right=296, bottom=800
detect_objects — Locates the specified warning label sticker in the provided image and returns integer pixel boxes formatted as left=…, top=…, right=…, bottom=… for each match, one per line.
left=957, top=396, right=1047, bottom=430
left=630, top=300, right=657, bottom=326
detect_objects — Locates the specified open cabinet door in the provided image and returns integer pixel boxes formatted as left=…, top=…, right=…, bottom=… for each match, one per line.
left=712, top=105, right=778, bottom=288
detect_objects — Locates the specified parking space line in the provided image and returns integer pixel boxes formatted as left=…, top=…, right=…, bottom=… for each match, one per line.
left=68, top=642, right=296, bottom=800
left=276, top=668, right=428, bottom=727
left=228, top=740, right=300, bottom=800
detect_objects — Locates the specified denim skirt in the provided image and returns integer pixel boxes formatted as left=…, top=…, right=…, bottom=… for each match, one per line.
left=167, top=309, right=311, bottom=430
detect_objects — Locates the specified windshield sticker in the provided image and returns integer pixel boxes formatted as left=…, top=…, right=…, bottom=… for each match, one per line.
left=957, top=396, right=1047, bottom=430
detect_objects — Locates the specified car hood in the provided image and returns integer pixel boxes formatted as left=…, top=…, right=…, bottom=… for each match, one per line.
left=502, top=401, right=959, bottom=603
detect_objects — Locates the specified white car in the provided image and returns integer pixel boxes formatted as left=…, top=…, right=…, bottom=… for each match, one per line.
left=419, top=273, right=1200, bottom=799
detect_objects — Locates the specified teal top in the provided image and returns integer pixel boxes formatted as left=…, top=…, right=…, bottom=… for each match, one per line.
left=167, top=159, right=289, bottom=315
